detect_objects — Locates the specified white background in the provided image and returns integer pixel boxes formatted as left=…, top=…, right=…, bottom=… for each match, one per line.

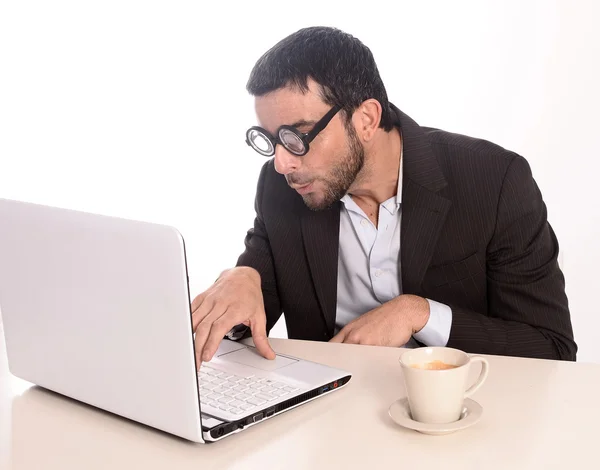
left=1, top=0, right=598, bottom=363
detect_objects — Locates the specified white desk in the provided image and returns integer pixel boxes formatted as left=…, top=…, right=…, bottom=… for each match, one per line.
left=1, top=321, right=599, bottom=470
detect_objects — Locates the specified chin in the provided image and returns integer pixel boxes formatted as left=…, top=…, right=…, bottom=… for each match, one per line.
left=302, top=192, right=335, bottom=211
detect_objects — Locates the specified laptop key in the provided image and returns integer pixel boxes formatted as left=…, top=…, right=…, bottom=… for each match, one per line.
left=218, top=396, right=235, bottom=404
left=218, top=404, right=232, bottom=411
left=261, top=386, right=277, bottom=394
left=207, top=393, right=222, bottom=400
left=272, top=382, right=287, bottom=389
left=213, top=387, right=228, bottom=394
left=247, top=397, right=267, bottom=406
left=233, top=385, right=249, bottom=393
left=229, top=408, right=242, bottom=415
left=212, top=379, right=227, bottom=386
left=230, top=399, right=245, bottom=408
left=238, top=403, right=252, bottom=411
left=255, top=393, right=276, bottom=402
left=235, top=393, right=252, bottom=401
left=274, top=389, right=289, bottom=397
left=224, top=390, right=238, bottom=398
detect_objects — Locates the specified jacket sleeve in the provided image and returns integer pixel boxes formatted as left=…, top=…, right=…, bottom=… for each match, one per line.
left=446, top=155, right=577, bottom=360
left=235, top=161, right=283, bottom=335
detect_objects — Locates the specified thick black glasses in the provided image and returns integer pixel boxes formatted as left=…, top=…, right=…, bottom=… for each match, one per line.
left=246, top=105, right=341, bottom=157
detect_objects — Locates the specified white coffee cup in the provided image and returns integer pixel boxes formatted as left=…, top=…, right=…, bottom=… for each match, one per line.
left=399, top=347, right=489, bottom=424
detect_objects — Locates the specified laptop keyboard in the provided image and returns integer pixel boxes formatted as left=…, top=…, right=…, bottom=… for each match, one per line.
left=198, top=364, right=300, bottom=416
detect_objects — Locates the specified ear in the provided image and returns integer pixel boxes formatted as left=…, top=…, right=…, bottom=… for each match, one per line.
left=352, top=99, right=382, bottom=142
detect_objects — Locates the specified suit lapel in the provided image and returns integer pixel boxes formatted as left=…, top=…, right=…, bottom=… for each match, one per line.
left=401, top=180, right=451, bottom=293
left=394, top=104, right=452, bottom=293
left=301, top=203, right=340, bottom=335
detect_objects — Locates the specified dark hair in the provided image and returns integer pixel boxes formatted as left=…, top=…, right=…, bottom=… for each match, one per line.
left=246, top=26, right=394, bottom=131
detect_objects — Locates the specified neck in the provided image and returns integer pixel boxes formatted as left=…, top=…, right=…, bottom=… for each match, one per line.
left=349, top=127, right=402, bottom=205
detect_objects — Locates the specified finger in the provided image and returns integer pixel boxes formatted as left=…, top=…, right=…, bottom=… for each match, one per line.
left=329, top=328, right=347, bottom=343
left=194, top=306, right=228, bottom=368
left=191, top=292, right=207, bottom=314
left=250, top=313, right=275, bottom=360
left=191, top=294, right=217, bottom=331
left=343, top=331, right=366, bottom=345
left=195, top=337, right=203, bottom=371
left=202, top=313, right=246, bottom=362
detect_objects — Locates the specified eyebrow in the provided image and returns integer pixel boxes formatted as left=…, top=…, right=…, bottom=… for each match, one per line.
left=289, top=119, right=316, bottom=129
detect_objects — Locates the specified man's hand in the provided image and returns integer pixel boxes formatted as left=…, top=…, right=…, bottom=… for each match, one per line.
left=191, top=267, right=275, bottom=366
left=330, top=295, right=430, bottom=346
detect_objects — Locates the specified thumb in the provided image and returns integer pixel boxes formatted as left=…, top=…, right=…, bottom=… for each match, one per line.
left=329, top=328, right=347, bottom=343
left=251, top=316, right=276, bottom=360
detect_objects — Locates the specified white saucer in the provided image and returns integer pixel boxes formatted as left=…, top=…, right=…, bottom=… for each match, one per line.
left=388, top=397, right=483, bottom=435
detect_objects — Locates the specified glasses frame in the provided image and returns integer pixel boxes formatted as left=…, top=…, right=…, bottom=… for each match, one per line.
left=246, top=104, right=341, bottom=157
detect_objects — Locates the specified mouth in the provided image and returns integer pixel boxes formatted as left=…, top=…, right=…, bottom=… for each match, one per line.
left=291, top=182, right=314, bottom=195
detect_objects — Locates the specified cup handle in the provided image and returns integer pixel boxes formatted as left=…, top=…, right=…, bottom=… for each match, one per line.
left=464, top=356, right=489, bottom=398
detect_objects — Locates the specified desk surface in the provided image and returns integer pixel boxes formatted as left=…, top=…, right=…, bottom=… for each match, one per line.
left=1, top=321, right=599, bottom=470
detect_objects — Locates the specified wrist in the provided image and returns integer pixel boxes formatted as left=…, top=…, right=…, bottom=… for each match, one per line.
left=234, top=266, right=261, bottom=284
left=216, top=266, right=260, bottom=285
left=401, top=295, right=430, bottom=333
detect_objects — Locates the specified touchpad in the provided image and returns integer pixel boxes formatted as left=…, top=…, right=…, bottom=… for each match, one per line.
left=214, top=339, right=247, bottom=356
left=222, top=348, right=298, bottom=371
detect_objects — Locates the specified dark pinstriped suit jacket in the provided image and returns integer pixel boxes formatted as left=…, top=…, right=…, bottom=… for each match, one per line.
left=236, top=104, right=577, bottom=361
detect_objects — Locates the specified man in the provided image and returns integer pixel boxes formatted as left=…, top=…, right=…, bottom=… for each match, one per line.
left=191, top=26, right=576, bottom=364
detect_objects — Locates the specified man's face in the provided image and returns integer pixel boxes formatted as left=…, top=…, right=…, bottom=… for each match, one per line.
left=254, top=80, right=365, bottom=210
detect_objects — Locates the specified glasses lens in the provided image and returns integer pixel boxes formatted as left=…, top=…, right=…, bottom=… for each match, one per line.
left=279, top=128, right=306, bottom=155
left=247, top=129, right=274, bottom=156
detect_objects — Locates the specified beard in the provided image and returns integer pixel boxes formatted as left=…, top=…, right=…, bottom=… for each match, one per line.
left=296, top=125, right=365, bottom=211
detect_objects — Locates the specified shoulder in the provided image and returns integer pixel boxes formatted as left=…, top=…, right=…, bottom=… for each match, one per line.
left=423, top=127, right=519, bottom=169
left=421, top=127, right=532, bottom=190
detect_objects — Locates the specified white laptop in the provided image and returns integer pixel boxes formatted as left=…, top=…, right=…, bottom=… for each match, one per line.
left=0, top=197, right=351, bottom=443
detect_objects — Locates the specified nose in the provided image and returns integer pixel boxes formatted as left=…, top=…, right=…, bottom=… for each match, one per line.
left=273, top=144, right=301, bottom=175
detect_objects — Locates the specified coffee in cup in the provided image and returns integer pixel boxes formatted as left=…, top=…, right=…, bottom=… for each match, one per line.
left=410, top=360, right=458, bottom=370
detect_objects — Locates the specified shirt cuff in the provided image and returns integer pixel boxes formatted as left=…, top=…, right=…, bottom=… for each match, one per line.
left=225, top=324, right=250, bottom=341
left=412, top=299, right=452, bottom=347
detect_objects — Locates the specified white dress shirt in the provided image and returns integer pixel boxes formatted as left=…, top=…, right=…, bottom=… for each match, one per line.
left=335, top=145, right=452, bottom=347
